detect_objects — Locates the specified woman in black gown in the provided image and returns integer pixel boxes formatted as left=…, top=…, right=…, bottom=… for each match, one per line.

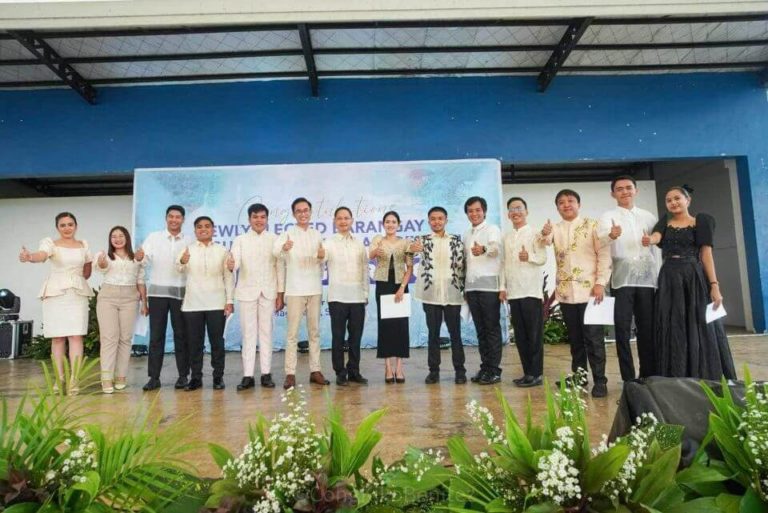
left=370, top=211, right=413, bottom=383
left=643, top=185, right=736, bottom=380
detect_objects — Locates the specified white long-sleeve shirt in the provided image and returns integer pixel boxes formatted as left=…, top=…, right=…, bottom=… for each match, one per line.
left=176, top=241, right=234, bottom=312
left=500, top=225, right=546, bottom=300
left=231, top=229, right=285, bottom=301
left=141, top=230, right=194, bottom=299
left=273, top=226, right=323, bottom=297
left=323, top=233, right=370, bottom=303
left=598, top=206, right=661, bottom=289
left=463, top=221, right=502, bottom=292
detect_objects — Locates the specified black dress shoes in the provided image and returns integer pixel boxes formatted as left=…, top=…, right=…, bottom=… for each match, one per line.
left=470, top=371, right=486, bottom=383
left=260, top=374, right=276, bottom=388
left=348, top=373, right=369, bottom=385
left=455, top=373, right=467, bottom=385
left=424, top=371, right=440, bottom=384
left=174, top=376, right=188, bottom=390
left=213, top=378, right=225, bottom=390
left=591, top=383, right=608, bottom=398
left=237, top=377, right=256, bottom=391
left=336, top=374, right=349, bottom=386
left=184, top=379, right=203, bottom=391
left=478, top=374, right=501, bottom=385
left=142, top=378, right=161, bottom=391
left=517, top=375, right=543, bottom=388
left=512, top=375, right=527, bottom=385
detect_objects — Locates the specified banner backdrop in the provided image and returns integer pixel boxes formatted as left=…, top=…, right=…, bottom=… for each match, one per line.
left=133, top=159, right=503, bottom=351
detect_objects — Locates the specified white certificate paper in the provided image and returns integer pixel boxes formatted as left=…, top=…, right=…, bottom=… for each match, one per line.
left=133, top=308, right=149, bottom=337
left=706, top=303, right=727, bottom=323
left=583, top=296, right=615, bottom=325
left=380, top=293, right=412, bottom=319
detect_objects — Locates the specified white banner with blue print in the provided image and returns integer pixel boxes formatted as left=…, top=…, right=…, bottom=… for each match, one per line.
left=132, top=159, right=504, bottom=352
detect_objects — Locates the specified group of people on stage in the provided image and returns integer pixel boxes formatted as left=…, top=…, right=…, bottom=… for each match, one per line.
left=19, top=175, right=735, bottom=397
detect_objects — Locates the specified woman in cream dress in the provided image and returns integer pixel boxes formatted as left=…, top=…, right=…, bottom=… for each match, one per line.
left=19, top=212, right=93, bottom=394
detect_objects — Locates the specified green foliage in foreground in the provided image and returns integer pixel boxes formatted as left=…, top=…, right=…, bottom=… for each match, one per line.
left=1, top=361, right=766, bottom=513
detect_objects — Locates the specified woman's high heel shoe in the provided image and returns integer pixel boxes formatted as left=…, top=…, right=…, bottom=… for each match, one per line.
left=395, top=373, right=405, bottom=384
left=385, top=369, right=395, bottom=384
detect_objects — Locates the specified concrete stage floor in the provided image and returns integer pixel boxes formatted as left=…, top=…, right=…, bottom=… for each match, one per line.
left=1, top=336, right=766, bottom=477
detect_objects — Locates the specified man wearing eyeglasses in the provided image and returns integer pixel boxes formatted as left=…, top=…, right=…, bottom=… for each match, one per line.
left=273, top=197, right=330, bottom=390
left=499, top=197, right=547, bottom=387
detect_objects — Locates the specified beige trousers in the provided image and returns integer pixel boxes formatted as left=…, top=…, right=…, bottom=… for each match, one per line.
left=284, top=294, right=322, bottom=375
left=96, top=284, right=139, bottom=380
left=239, top=294, right=274, bottom=376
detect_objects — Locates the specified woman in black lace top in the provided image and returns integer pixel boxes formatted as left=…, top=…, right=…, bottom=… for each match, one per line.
left=642, top=186, right=736, bottom=380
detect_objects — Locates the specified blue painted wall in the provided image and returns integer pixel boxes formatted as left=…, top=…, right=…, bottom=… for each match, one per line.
left=1, top=73, right=767, bottom=330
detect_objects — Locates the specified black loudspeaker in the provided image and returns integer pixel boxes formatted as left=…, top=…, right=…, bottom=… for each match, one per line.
left=0, top=320, right=33, bottom=359
left=609, top=376, right=747, bottom=466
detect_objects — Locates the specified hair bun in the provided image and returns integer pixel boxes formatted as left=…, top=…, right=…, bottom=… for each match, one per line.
left=681, top=184, right=694, bottom=194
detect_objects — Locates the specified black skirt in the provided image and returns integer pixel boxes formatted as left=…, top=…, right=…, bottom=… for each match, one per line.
left=375, top=258, right=410, bottom=358
left=654, top=257, right=736, bottom=380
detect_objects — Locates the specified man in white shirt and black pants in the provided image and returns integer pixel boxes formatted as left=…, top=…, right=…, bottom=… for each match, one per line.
left=500, top=197, right=547, bottom=387
left=322, top=207, right=370, bottom=386
left=228, top=203, right=285, bottom=390
left=177, top=216, right=234, bottom=390
left=135, top=205, right=194, bottom=392
left=598, top=176, right=661, bottom=380
left=463, top=196, right=504, bottom=385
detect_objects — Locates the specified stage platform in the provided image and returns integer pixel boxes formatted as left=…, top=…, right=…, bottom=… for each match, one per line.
left=1, top=335, right=766, bottom=477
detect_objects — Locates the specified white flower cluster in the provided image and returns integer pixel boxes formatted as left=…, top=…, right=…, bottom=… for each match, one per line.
left=471, top=451, right=520, bottom=504
left=595, top=412, right=659, bottom=501
left=394, top=448, right=444, bottom=483
left=534, top=426, right=581, bottom=505
left=466, top=400, right=504, bottom=445
left=739, top=382, right=768, bottom=499
left=222, top=387, right=323, bottom=513
left=46, top=429, right=98, bottom=486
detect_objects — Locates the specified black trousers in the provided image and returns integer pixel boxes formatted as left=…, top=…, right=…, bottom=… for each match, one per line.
left=147, top=296, right=189, bottom=379
left=329, top=302, right=365, bottom=377
left=508, top=297, right=544, bottom=377
left=612, top=286, right=655, bottom=380
left=466, top=291, right=503, bottom=376
left=423, top=303, right=465, bottom=374
left=184, top=310, right=226, bottom=381
left=560, top=302, right=607, bottom=384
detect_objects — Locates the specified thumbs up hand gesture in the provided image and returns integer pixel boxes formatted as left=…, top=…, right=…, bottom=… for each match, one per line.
left=134, top=246, right=145, bottom=262
left=471, top=240, right=484, bottom=257
left=317, top=241, right=326, bottom=260
left=282, top=234, right=294, bottom=252
left=609, top=219, right=622, bottom=240
left=641, top=229, right=651, bottom=247
left=371, top=239, right=385, bottom=259
left=97, top=251, right=108, bottom=269
left=408, top=237, right=423, bottom=254
left=180, top=247, right=191, bottom=264
left=18, top=246, right=30, bottom=263
left=519, top=245, right=529, bottom=262
left=541, top=219, right=553, bottom=237
left=226, top=253, right=235, bottom=271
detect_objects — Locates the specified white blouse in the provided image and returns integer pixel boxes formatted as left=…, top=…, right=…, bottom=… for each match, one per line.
left=95, top=252, right=145, bottom=287
left=37, top=238, right=94, bottom=299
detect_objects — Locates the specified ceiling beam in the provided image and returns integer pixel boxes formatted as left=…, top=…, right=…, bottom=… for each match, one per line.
left=7, top=30, right=96, bottom=103
left=298, top=23, right=319, bottom=97
left=537, top=17, right=592, bottom=92
left=4, top=60, right=768, bottom=89
left=5, top=37, right=768, bottom=67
